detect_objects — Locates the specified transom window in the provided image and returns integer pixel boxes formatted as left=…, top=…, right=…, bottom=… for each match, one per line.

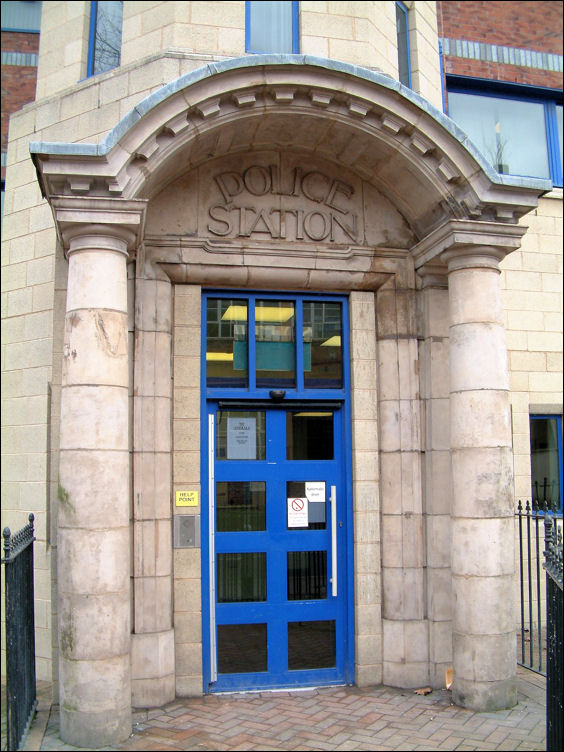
left=204, top=293, right=346, bottom=395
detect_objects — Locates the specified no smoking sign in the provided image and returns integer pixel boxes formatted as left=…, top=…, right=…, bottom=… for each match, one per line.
left=287, top=496, right=308, bottom=527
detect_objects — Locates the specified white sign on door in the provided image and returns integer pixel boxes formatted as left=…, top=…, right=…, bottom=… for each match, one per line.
left=287, top=497, right=308, bottom=527
left=305, top=482, right=326, bottom=502
left=227, top=417, right=256, bottom=459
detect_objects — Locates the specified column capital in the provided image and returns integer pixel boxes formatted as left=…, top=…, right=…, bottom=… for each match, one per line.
left=417, top=263, right=448, bottom=289
left=412, top=219, right=528, bottom=272
left=51, top=196, right=148, bottom=257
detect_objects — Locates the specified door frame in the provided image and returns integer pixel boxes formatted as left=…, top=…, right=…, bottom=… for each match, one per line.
left=200, top=289, right=355, bottom=693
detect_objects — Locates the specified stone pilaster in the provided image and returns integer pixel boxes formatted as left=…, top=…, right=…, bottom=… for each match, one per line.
left=418, top=268, right=453, bottom=688
left=444, top=246, right=516, bottom=711
left=131, top=254, right=175, bottom=708
left=377, top=272, right=428, bottom=689
left=349, top=291, right=382, bottom=687
left=54, top=198, right=145, bottom=748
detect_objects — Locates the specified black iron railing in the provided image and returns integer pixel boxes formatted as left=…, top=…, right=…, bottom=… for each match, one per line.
left=516, top=500, right=547, bottom=673
left=544, top=516, right=563, bottom=752
left=2, top=514, right=37, bottom=751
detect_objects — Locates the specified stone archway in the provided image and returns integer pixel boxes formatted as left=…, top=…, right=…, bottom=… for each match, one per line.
left=31, top=55, right=548, bottom=746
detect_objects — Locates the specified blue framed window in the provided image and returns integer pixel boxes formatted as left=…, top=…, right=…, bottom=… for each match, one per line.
left=395, top=1, right=411, bottom=88
left=530, top=414, right=563, bottom=515
left=1, top=1, right=42, bottom=33
left=87, top=0, right=123, bottom=77
left=204, top=292, right=347, bottom=398
left=246, top=1, right=299, bottom=54
left=447, top=76, right=563, bottom=187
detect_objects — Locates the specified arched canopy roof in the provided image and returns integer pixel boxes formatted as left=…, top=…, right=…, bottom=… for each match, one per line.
left=31, top=55, right=549, bottom=243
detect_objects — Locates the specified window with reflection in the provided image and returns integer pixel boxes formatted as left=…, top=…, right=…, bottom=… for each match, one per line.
left=530, top=415, right=563, bottom=514
left=217, top=552, right=267, bottom=602
left=288, top=620, right=336, bottom=670
left=206, top=299, right=248, bottom=387
left=303, top=302, right=343, bottom=388
left=216, top=481, right=266, bottom=531
left=218, top=623, right=267, bottom=673
left=255, top=300, right=296, bottom=388
left=287, top=551, right=327, bottom=600
left=447, top=81, right=562, bottom=187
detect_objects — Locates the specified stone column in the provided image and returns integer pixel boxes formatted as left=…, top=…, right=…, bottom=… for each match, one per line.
left=55, top=199, right=145, bottom=748
left=444, top=246, right=516, bottom=711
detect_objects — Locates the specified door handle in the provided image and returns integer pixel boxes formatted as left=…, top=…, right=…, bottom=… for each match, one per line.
left=330, top=485, right=337, bottom=597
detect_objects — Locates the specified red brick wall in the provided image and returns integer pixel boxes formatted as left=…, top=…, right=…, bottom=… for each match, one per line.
left=437, top=1, right=563, bottom=89
left=1, top=31, right=40, bottom=181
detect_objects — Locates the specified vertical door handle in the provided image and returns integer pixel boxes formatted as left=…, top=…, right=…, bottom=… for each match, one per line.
left=209, top=414, right=217, bottom=683
left=330, top=485, right=337, bottom=597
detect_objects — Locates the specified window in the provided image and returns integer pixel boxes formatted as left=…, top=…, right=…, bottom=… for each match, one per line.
left=87, top=0, right=123, bottom=77
left=447, top=77, right=563, bottom=187
left=395, top=1, right=411, bottom=88
left=1, top=1, right=42, bottom=32
left=204, top=293, right=345, bottom=394
left=246, top=1, right=299, bottom=54
left=530, top=415, right=563, bottom=514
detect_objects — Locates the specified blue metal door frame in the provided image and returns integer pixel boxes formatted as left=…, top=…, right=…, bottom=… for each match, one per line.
left=200, top=291, right=355, bottom=693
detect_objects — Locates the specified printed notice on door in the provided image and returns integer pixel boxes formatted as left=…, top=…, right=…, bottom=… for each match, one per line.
left=287, top=497, right=308, bottom=527
left=227, top=417, right=256, bottom=459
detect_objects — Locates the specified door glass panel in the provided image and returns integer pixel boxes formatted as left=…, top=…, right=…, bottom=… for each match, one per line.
left=286, top=481, right=326, bottom=530
left=288, top=620, right=336, bottom=670
left=303, top=302, right=343, bottom=388
left=206, top=298, right=248, bottom=387
left=255, top=300, right=296, bottom=388
left=286, top=412, right=334, bottom=460
left=287, top=551, right=327, bottom=600
left=217, top=553, right=267, bottom=602
left=216, top=481, right=266, bottom=531
left=218, top=623, right=267, bottom=673
left=216, top=411, right=266, bottom=460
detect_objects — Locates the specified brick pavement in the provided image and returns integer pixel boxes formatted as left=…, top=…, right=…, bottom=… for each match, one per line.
left=32, top=666, right=546, bottom=752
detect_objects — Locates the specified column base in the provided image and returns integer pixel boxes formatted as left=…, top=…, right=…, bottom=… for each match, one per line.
left=60, top=706, right=131, bottom=748
left=453, top=677, right=517, bottom=711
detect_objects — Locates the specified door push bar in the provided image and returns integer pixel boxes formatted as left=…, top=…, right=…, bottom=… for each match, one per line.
left=330, top=485, right=337, bottom=598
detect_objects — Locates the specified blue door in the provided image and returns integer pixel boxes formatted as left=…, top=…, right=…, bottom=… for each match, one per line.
left=202, top=293, right=353, bottom=692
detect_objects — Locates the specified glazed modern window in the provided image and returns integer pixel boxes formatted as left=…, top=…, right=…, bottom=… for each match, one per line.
left=447, top=80, right=563, bottom=187
left=530, top=415, right=563, bottom=514
left=205, top=294, right=345, bottom=392
left=395, top=1, right=411, bottom=87
left=246, top=1, right=299, bottom=54
left=87, top=0, right=123, bottom=77
left=1, top=1, right=42, bottom=32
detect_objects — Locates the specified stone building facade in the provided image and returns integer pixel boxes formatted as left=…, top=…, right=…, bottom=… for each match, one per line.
left=1, top=2, right=562, bottom=748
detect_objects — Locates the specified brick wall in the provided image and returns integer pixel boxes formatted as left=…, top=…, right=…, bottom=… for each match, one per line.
left=437, top=0, right=563, bottom=88
left=1, top=31, right=39, bottom=181
left=437, top=1, right=562, bottom=52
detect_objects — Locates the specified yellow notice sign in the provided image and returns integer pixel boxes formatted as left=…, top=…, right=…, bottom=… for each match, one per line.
left=175, top=490, right=199, bottom=507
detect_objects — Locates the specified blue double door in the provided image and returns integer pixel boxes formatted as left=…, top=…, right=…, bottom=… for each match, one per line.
left=204, top=403, right=350, bottom=692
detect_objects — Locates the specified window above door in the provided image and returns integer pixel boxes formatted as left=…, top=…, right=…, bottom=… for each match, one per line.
left=203, top=292, right=348, bottom=399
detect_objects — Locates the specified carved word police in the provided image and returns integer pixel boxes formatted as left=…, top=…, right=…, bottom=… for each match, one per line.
left=207, top=165, right=358, bottom=242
